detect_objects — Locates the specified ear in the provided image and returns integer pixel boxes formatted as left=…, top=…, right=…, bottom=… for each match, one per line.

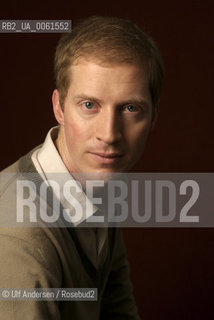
left=52, top=89, right=64, bottom=125
left=151, top=105, right=158, bottom=131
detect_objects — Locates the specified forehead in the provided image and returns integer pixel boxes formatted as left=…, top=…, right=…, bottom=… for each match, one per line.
left=67, top=59, right=150, bottom=100
left=70, top=58, right=148, bottom=79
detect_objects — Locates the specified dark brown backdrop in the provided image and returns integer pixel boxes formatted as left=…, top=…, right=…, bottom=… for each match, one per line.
left=0, top=1, right=214, bottom=319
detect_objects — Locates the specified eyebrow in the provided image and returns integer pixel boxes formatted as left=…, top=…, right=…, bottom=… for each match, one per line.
left=73, top=95, right=103, bottom=103
left=73, top=95, right=149, bottom=107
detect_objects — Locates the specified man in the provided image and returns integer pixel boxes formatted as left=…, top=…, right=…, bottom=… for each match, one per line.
left=0, top=16, right=164, bottom=319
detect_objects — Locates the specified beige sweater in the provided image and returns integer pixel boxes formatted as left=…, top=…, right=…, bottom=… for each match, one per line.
left=0, top=149, right=140, bottom=319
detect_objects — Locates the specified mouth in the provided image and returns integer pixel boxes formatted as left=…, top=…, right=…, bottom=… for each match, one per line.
left=88, top=152, right=124, bottom=164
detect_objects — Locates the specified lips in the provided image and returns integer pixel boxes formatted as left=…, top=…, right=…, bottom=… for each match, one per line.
left=93, top=152, right=122, bottom=158
left=88, top=151, right=123, bottom=164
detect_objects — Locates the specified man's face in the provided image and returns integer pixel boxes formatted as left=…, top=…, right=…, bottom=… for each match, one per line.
left=53, top=59, right=155, bottom=173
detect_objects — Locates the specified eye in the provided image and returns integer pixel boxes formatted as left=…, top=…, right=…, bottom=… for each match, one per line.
left=124, top=105, right=139, bottom=112
left=83, top=101, right=95, bottom=109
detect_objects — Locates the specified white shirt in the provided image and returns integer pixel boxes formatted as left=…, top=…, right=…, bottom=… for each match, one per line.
left=31, top=126, right=98, bottom=225
left=31, top=126, right=106, bottom=254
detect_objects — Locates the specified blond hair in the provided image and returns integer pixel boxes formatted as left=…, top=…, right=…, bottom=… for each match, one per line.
left=54, top=16, right=164, bottom=108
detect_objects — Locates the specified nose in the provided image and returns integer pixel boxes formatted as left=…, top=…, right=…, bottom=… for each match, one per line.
left=95, top=108, right=122, bottom=145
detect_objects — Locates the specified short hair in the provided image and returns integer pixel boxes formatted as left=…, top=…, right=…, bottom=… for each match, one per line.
left=54, top=16, right=164, bottom=109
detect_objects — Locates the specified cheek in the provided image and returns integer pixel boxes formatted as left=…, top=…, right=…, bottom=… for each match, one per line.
left=126, top=122, right=151, bottom=150
left=64, top=118, right=89, bottom=151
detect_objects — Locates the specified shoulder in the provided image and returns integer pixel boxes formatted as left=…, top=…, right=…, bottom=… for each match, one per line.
left=0, top=145, right=62, bottom=284
left=1, top=144, right=42, bottom=175
left=0, top=145, right=42, bottom=201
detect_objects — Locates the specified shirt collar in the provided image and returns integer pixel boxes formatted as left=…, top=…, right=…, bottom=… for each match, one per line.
left=37, top=126, right=68, bottom=174
left=32, top=126, right=98, bottom=226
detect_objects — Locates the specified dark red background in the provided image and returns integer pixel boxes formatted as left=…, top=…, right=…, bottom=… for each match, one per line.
left=0, top=1, right=214, bottom=319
